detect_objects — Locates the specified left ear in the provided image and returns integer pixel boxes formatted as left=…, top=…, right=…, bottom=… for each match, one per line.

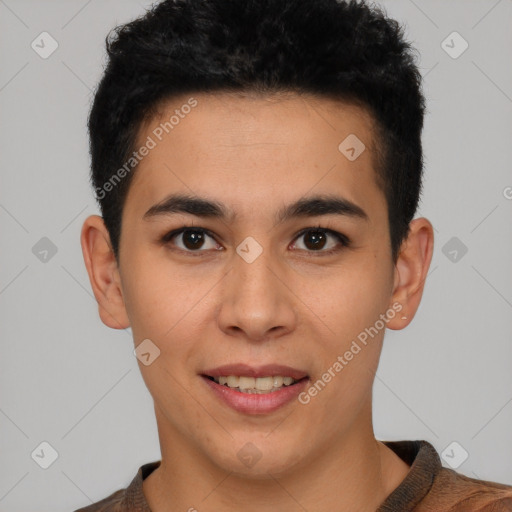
left=386, top=217, right=434, bottom=330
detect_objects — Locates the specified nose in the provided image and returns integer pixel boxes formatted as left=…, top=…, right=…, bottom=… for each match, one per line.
left=216, top=245, right=298, bottom=342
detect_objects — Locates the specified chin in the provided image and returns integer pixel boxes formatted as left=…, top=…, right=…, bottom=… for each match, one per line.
left=207, top=436, right=307, bottom=479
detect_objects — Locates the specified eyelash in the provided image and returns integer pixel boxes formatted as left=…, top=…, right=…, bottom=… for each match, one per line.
left=160, top=224, right=351, bottom=257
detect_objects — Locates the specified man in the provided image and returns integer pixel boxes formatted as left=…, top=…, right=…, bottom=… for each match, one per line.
left=76, top=0, right=512, bottom=510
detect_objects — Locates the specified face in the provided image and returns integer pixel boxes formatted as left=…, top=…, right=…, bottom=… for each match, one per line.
left=82, top=91, right=432, bottom=478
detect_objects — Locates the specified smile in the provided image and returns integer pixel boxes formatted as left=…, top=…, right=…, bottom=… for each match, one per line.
left=208, top=375, right=299, bottom=393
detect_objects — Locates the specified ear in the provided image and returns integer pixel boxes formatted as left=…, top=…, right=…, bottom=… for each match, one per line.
left=386, top=217, right=434, bottom=330
left=80, top=215, right=130, bottom=330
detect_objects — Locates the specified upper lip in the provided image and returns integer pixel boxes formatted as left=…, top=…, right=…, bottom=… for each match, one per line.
left=202, top=364, right=308, bottom=381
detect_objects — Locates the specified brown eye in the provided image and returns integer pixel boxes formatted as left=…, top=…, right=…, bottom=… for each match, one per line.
left=181, top=230, right=206, bottom=250
left=303, top=230, right=328, bottom=250
left=164, top=228, right=220, bottom=252
left=292, top=228, right=349, bottom=254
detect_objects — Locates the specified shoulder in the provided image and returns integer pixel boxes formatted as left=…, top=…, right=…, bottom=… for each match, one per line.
left=427, top=466, right=512, bottom=511
left=72, top=460, right=160, bottom=512
left=381, top=440, right=512, bottom=512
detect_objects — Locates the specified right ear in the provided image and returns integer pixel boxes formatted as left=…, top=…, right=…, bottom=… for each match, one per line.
left=80, top=215, right=130, bottom=330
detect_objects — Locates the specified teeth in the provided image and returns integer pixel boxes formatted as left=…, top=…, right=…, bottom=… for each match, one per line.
left=212, top=375, right=299, bottom=391
left=238, top=376, right=256, bottom=390
left=226, top=376, right=239, bottom=388
left=273, top=376, right=283, bottom=387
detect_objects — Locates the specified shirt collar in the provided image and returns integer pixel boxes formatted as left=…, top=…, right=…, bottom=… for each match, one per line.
left=377, top=440, right=441, bottom=511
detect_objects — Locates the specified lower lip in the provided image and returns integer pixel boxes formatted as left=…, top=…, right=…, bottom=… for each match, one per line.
left=201, top=375, right=309, bottom=415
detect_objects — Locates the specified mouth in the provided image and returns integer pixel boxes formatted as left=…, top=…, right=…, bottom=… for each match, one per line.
left=200, top=364, right=310, bottom=414
left=203, top=374, right=307, bottom=394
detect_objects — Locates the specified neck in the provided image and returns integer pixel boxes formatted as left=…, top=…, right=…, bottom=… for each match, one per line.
left=143, top=405, right=410, bottom=512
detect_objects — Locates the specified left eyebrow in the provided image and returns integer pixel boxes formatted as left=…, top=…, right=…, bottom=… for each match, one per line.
left=142, top=193, right=369, bottom=224
left=275, top=195, right=369, bottom=224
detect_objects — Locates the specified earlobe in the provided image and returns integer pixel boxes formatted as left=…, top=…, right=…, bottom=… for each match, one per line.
left=386, top=217, right=434, bottom=330
left=80, top=214, right=130, bottom=330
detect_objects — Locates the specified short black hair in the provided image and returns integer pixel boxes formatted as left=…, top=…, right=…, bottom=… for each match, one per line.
left=88, top=0, right=426, bottom=264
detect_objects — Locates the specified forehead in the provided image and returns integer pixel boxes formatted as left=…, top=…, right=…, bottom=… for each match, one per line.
left=124, top=91, right=385, bottom=224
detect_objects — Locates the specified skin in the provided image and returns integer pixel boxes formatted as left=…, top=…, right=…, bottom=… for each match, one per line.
left=81, top=91, right=434, bottom=511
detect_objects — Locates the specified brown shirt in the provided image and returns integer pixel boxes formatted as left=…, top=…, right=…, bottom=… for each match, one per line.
left=73, top=440, right=512, bottom=511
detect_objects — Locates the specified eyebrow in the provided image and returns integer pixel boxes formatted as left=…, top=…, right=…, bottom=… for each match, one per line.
left=142, top=193, right=369, bottom=224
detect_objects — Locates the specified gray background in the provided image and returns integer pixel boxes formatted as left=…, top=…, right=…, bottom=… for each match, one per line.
left=0, top=0, right=511, bottom=510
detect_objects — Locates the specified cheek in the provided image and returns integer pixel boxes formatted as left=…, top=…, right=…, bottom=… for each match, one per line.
left=121, top=253, right=215, bottom=351
left=306, top=259, right=389, bottom=334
